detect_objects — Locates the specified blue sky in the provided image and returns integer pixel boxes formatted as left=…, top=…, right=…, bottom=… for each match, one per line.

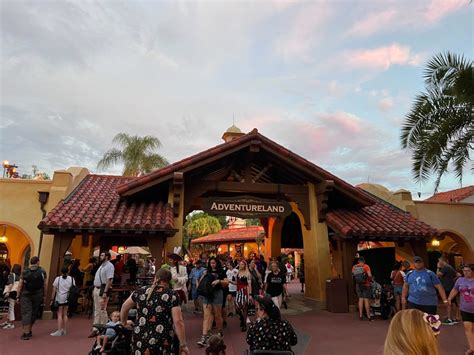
left=0, top=0, right=472, bottom=199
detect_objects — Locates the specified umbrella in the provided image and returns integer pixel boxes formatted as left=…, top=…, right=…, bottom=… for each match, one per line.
left=120, top=246, right=150, bottom=255
left=93, top=249, right=119, bottom=257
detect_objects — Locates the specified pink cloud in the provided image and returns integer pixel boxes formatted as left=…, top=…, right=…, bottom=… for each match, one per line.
left=344, top=44, right=422, bottom=70
left=346, top=10, right=397, bottom=37
left=378, top=97, right=394, bottom=111
left=319, top=111, right=362, bottom=134
left=424, top=0, right=465, bottom=23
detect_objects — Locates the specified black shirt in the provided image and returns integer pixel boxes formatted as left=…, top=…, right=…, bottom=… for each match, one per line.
left=439, top=264, right=457, bottom=290
left=247, top=317, right=297, bottom=351
left=207, top=269, right=226, bottom=290
left=265, top=271, right=286, bottom=297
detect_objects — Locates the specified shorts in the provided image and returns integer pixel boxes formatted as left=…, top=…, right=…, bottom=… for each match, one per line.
left=20, top=292, right=43, bottom=326
left=203, top=289, right=224, bottom=306
left=356, top=285, right=371, bottom=299
left=407, top=302, right=437, bottom=315
left=58, top=302, right=69, bottom=306
left=461, top=311, right=474, bottom=323
left=228, top=291, right=236, bottom=297
left=445, top=289, right=458, bottom=306
left=393, top=286, right=403, bottom=296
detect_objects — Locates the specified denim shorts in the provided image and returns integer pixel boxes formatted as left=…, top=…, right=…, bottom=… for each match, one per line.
left=202, top=289, right=224, bottom=306
left=394, top=285, right=403, bottom=295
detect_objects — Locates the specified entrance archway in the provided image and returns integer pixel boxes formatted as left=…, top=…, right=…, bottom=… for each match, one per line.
left=0, top=223, right=34, bottom=267
left=438, top=230, right=473, bottom=264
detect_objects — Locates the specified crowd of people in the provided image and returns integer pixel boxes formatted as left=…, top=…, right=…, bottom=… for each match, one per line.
left=2, top=250, right=474, bottom=354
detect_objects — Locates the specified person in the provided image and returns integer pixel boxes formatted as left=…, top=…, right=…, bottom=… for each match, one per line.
left=69, top=259, right=83, bottom=287
left=88, top=251, right=115, bottom=338
left=402, top=260, right=412, bottom=274
left=391, top=261, right=404, bottom=312
left=206, top=334, right=226, bottom=355
left=285, top=261, right=294, bottom=283
left=147, top=257, right=156, bottom=276
left=120, top=268, right=189, bottom=354
left=383, top=309, right=440, bottom=355
left=126, top=256, right=138, bottom=284
left=94, top=311, right=121, bottom=353
left=235, top=260, right=253, bottom=332
left=299, top=256, right=305, bottom=293
left=63, top=251, right=73, bottom=270
left=448, top=264, right=474, bottom=355
left=197, top=257, right=228, bottom=347
left=16, top=256, right=47, bottom=340
left=225, top=261, right=237, bottom=317
left=437, top=256, right=461, bottom=325
left=82, top=258, right=95, bottom=286
left=246, top=296, right=298, bottom=352
left=249, top=259, right=262, bottom=299
left=402, top=256, right=448, bottom=315
left=49, top=267, right=75, bottom=336
left=1, top=264, right=21, bottom=329
left=352, top=256, right=373, bottom=321
left=264, top=261, right=287, bottom=309
left=190, top=259, right=206, bottom=313
left=0, top=260, right=9, bottom=291
left=113, top=255, right=125, bottom=285
left=169, top=253, right=188, bottom=305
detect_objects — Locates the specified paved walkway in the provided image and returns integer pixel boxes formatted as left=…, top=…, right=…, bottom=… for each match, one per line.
left=0, top=281, right=467, bottom=354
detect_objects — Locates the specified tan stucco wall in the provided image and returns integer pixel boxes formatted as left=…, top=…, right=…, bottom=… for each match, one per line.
left=0, top=167, right=89, bottom=276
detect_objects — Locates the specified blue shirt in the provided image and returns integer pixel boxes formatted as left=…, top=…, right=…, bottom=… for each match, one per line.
left=189, top=266, right=206, bottom=290
left=406, top=269, right=440, bottom=306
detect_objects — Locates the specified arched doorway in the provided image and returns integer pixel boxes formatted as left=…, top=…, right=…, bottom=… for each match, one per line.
left=0, top=223, right=34, bottom=267
left=437, top=230, right=473, bottom=265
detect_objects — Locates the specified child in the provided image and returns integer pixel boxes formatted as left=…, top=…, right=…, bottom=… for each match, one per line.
left=95, top=311, right=120, bottom=353
left=206, top=334, right=226, bottom=355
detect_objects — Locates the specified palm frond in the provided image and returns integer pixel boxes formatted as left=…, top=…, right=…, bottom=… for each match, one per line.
left=97, top=149, right=123, bottom=171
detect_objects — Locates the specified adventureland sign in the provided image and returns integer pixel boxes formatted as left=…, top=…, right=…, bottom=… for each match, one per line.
left=203, top=196, right=292, bottom=219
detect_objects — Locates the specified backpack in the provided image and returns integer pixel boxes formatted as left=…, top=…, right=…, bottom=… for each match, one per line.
left=353, top=265, right=368, bottom=284
left=24, top=268, right=45, bottom=292
left=68, top=277, right=80, bottom=307
left=197, top=273, right=214, bottom=300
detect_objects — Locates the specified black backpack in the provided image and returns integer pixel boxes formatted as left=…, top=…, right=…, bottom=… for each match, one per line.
left=24, top=268, right=45, bottom=292
left=197, top=273, right=214, bottom=300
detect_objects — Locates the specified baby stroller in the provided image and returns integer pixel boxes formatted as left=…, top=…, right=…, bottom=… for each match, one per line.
left=370, top=280, right=383, bottom=318
left=88, top=324, right=132, bottom=355
left=380, top=284, right=396, bottom=320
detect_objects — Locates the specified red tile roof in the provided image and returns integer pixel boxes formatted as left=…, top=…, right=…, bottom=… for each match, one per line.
left=116, top=129, right=375, bottom=207
left=191, top=226, right=264, bottom=244
left=326, top=198, right=437, bottom=239
left=39, top=175, right=176, bottom=233
left=425, top=185, right=474, bottom=203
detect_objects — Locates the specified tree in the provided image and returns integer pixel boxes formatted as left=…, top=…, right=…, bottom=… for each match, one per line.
left=97, top=133, right=169, bottom=176
left=183, top=212, right=222, bottom=252
left=401, top=52, right=473, bottom=191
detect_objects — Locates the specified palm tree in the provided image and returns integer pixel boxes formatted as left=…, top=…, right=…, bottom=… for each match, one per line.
left=401, top=52, right=473, bottom=191
left=97, top=133, right=169, bottom=176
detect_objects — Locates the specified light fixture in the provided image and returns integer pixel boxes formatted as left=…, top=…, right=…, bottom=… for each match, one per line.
left=0, top=226, right=7, bottom=243
left=431, top=239, right=440, bottom=247
left=244, top=246, right=248, bottom=251
left=218, top=247, right=222, bottom=252
left=229, top=246, right=233, bottom=252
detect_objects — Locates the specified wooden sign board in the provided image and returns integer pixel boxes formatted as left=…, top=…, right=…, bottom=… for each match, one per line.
left=203, top=196, right=292, bottom=219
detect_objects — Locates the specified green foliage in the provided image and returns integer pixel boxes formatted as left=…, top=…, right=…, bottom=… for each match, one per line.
left=97, top=133, right=169, bottom=176
left=183, top=212, right=222, bottom=251
left=401, top=52, right=473, bottom=191
left=246, top=218, right=260, bottom=226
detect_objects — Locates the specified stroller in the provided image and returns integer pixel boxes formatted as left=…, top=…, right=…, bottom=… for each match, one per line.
left=88, top=324, right=132, bottom=355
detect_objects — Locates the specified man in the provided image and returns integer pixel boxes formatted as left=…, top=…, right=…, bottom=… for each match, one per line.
left=113, top=255, right=124, bottom=285
left=437, top=256, right=461, bottom=324
left=402, top=260, right=412, bottom=274
left=352, top=256, right=373, bottom=321
left=88, top=251, right=114, bottom=338
left=126, top=256, right=137, bottom=283
left=402, top=256, right=448, bottom=314
left=16, top=256, right=47, bottom=340
left=169, top=253, right=188, bottom=305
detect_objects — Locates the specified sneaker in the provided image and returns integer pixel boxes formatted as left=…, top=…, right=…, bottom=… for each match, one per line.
left=20, top=332, right=32, bottom=340
left=0, top=321, right=8, bottom=327
left=197, top=334, right=208, bottom=347
left=442, top=318, right=457, bottom=325
left=50, top=330, right=63, bottom=336
left=3, top=323, right=14, bottom=329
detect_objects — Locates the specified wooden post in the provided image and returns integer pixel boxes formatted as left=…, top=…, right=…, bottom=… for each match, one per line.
left=146, top=236, right=165, bottom=266
left=410, top=240, right=429, bottom=264
left=341, top=239, right=358, bottom=305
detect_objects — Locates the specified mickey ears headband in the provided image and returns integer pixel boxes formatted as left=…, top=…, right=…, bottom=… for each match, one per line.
left=423, top=313, right=441, bottom=336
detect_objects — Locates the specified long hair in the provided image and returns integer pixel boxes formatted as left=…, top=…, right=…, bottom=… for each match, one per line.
left=256, top=296, right=281, bottom=321
left=384, top=309, right=438, bottom=355
left=207, top=257, right=223, bottom=273
left=146, top=268, right=172, bottom=304
left=237, top=260, right=251, bottom=280
left=11, top=264, right=21, bottom=277
left=206, top=334, right=226, bottom=354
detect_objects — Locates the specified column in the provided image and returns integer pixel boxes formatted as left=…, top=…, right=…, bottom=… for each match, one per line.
left=146, top=236, right=165, bottom=267
left=341, top=239, right=359, bottom=305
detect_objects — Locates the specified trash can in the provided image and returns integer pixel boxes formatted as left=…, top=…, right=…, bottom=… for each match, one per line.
left=326, top=278, right=349, bottom=313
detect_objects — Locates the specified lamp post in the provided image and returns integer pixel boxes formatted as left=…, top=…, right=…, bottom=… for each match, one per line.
left=2, top=161, right=18, bottom=178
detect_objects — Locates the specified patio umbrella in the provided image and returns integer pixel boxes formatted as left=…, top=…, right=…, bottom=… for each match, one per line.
left=121, top=246, right=150, bottom=255
left=93, top=249, right=119, bottom=257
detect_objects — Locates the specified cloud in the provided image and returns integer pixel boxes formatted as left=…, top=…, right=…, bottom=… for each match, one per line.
left=378, top=97, right=394, bottom=111
left=345, top=0, right=465, bottom=38
left=344, top=44, right=422, bottom=70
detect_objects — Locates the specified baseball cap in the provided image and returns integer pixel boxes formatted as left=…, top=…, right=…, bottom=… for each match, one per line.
left=413, top=256, right=424, bottom=263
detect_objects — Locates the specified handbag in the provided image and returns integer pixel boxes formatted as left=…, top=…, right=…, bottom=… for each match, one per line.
left=51, top=300, right=59, bottom=312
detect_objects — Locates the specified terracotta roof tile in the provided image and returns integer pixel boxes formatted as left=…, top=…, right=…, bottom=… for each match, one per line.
left=425, top=185, right=474, bottom=203
left=39, top=175, right=176, bottom=233
left=327, top=198, right=437, bottom=239
left=116, top=128, right=375, bottom=206
left=191, top=226, right=264, bottom=244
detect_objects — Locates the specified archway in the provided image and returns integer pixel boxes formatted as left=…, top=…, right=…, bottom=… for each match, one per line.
left=438, top=230, right=474, bottom=264
left=0, top=223, right=34, bottom=267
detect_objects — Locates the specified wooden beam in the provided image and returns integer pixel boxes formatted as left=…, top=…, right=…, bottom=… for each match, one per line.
left=196, top=180, right=308, bottom=195
left=172, top=172, right=184, bottom=217
left=316, top=180, right=334, bottom=223
left=253, top=163, right=272, bottom=183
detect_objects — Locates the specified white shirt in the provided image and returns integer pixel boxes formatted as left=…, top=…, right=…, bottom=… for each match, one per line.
left=93, top=261, right=115, bottom=287
left=227, top=268, right=238, bottom=292
left=171, top=264, right=188, bottom=291
left=53, top=276, right=75, bottom=304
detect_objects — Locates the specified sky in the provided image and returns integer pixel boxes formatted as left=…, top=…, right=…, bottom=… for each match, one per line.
left=0, top=0, right=472, bottom=199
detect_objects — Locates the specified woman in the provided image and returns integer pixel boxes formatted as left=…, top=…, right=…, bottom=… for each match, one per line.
left=1, top=264, right=21, bottom=329
left=249, top=259, right=262, bottom=298
left=246, top=296, right=297, bottom=352
left=225, top=261, right=237, bottom=317
left=50, top=267, right=75, bottom=336
left=169, top=253, right=188, bottom=305
left=120, top=268, right=189, bottom=355
left=299, top=257, right=305, bottom=293
left=391, top=261, right=404, bottom=312
left=235, top=260, right=252, bottom=332
left=448, top=264, right=474, bottom=355
left=69, top=259, right=83, bottom=286
left=264, top=261, right=287, bottom=309
left=384, top=309, right=440, bottom=355
left=197, top=257, right=228, bottom=347
left=82, top=258, right=95, bottom=286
